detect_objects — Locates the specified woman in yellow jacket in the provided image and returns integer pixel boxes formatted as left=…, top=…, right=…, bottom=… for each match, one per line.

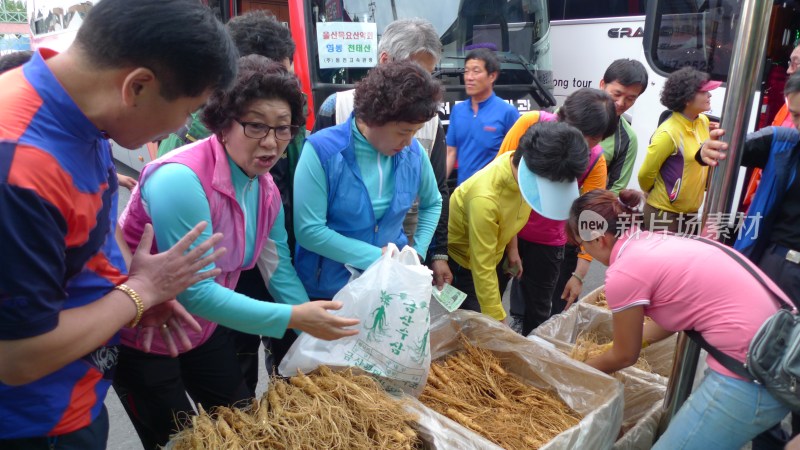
left=638, top=67, right=720, bottom=234
left=497, top=88, right=616, bottom=334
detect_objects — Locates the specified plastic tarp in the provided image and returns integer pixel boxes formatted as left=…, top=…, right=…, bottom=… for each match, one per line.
left=580, top=286, right=711, bottom=393
left=533, top=301, right=672, bottom=449
left=425, top=310, right=624, bottom=450
left=537, top=297, right=676, bottom=381
left=612, top=370, right=666, bottom=450
left=577, top=285, right=613, bottom=313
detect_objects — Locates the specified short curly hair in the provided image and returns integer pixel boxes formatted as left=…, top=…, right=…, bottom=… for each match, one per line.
left=354, top=60, right=442, bottom=126
left=660, top=67, right=710, bottom=112
left=227, top=11, right=295, bottom=64
left=202, top=55, right=306, bottom=138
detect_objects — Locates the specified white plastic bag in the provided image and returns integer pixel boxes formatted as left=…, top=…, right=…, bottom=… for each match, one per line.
left=279, top=244, right=433, bottom=396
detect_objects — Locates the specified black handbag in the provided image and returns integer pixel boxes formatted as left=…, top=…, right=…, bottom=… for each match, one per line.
left=684, top=236, right=800, bottom=411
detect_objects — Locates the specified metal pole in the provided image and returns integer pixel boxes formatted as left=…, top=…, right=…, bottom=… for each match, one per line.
left=659, top=0, right=772, bottom=433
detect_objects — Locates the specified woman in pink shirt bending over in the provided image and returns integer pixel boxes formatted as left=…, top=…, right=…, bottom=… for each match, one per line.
left=566, top=189, right=790, bottom=450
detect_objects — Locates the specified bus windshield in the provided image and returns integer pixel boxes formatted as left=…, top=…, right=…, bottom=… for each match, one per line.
left=644, top=0, right=738, bottom=80
left=308, top=0, right=552, bottom=105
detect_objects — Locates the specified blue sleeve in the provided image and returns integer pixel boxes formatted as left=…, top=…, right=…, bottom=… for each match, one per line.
left=259, top=204, right=309, bottom=305
left=0, top=183, right=66, bottom=339
left=411, top=142, right=442, bottom=257
left=293, top=141, right=383, bottom=270
left=446, top=110, right=457, bottom=147
left=142, top=164, right=292, bottom=338
left=504, top=106, right=521, bottom=131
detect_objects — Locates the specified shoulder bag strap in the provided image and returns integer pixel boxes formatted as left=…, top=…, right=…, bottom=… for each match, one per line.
left=682, top=234, right=792, bottom=381
left=683, top=330, right=754, bottom=380
left=687, top=235, right=792, bottom=309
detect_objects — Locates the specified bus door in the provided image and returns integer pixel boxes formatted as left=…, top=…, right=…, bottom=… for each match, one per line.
left=643, top=0, right=800, bottom=433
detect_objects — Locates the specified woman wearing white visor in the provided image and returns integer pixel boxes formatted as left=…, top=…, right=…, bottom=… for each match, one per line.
left=446, top=121, right=589, bottom=324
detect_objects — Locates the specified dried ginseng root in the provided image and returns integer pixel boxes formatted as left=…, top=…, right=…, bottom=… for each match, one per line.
left=170, top=367, right=423, bottom=450
left=591, top=291, right=653, bottom=325
left=595, top=290, right=609, bottom=308
left=420, top=337, right=582, bottom=450
left=569, top=332, right=652, bottom=372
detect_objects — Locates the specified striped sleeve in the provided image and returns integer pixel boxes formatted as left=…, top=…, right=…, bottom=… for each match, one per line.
left=0, top=143, right=69, bottom=339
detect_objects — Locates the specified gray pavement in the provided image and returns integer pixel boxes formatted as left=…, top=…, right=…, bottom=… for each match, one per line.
left=106, top=161, right=607, bottom=449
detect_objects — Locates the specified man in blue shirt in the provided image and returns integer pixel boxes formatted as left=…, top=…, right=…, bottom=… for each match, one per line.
left=446, top=48, right=520, bottom=185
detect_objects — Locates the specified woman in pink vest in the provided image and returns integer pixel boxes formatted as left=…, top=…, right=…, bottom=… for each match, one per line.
left=113, top=56, right=359, bottom=449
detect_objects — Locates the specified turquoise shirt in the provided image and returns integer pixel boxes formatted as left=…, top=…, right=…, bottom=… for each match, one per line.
left=141, top=154, right=307, bottom=337
left=294, top=120, right=441, bottom=270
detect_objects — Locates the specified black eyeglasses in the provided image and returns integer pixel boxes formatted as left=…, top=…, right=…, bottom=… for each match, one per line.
left=236, top=120, right=298, bottom=141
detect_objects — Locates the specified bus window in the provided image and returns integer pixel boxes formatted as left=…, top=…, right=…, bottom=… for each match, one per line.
left=306, top=0, right=554, bottom=116
left=643, top=0, right=738, bottom=79
left=548, top=0, right=648, bottom=21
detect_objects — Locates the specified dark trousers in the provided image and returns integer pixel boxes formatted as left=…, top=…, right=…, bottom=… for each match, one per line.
left=549, top=244, right=580, bottom=317
left=508, top=239, right=564, bottom=335
left=0, top=406, right=109, bottom=450
left=641, top=203, right=700, bottom=235
left=229, top=267, right=299, bottom=395
left=752, top=243, right=800, bottom=450
left=448, top=257, right=511, bottom=316
left=113, top=327, right=251, bottom=450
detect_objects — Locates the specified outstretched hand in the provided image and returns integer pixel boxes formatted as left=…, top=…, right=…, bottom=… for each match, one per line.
left=505, top=250, right=523, bottom=279
left=561, top=276, right=583, bottom=311
left=431, top=260, right=453, bottom=289
left=125, top=222, right=225, bottom=310
left=699, top=128, right=728, bottom=166
left=117, top=173, right=138, bottom=190
left=288, top=301, right=360, bottom=341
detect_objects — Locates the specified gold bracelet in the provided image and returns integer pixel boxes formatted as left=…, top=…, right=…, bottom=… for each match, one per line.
left=115, top=284, right=144, bottom=328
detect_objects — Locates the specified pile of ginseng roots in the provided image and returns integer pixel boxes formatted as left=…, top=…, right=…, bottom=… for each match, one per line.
left=420, top=337, right=582, bottom=449
left=170, top=366, right=421, bottom=450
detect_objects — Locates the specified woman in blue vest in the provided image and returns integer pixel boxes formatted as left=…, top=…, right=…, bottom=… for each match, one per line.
left=294, top=60, right=443, bottom=299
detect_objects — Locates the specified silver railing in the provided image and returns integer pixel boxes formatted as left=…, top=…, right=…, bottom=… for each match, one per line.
left=659, top=0, right=773, bottom=432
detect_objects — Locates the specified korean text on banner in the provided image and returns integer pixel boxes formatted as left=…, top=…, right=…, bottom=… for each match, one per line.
left=316, top=21, right=378, bottom=69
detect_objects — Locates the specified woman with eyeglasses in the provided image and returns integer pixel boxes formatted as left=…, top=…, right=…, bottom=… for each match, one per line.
left=293, top=60, right=443, bottom=300
left=113, top=55, right=359, bottom=449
